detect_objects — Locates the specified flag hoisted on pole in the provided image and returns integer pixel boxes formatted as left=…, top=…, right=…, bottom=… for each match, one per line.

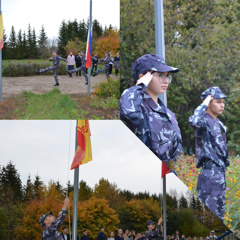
left=71, top=120, right=92, bottom=170
left=161, top=162, right=171, bottom=179
left=71, top=119, right=92, bottom=240
left=87, top=0, right=93, bottom=96
left=0, top=2, right=3, bottom=103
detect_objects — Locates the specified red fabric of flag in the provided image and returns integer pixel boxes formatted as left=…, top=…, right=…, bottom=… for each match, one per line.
left=85, top=26, right=92, bottom=69
left=162, top=162, right=171, bottom=178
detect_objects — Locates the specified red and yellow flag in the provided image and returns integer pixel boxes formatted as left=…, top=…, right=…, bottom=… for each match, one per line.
left=162, top=162, right=171, bottom=178
left=71, top=120, right=92, bottom=170
left=0, top=12, right=3, bottom=50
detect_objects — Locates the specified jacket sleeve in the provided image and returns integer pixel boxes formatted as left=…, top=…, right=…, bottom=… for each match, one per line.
left=120, top=83, right=147, bottom=132
left=48, top=209, right=67, bottom=234
left=188, top=103, right=208, bottom=130
left=59, top=56, right=68, bottom=62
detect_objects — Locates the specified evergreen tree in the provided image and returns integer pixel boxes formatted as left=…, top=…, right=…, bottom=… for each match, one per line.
left=178, top=194, right=188, bottom=209
left=32, top=28, right=38, bottom=57
left=78, top=180, right=92, bottom=201
left=24, top=174, right=34, bottom=201
left=72, top=19, right=79, bottom=39
left=22, top=31, right=28, bottom=59
left=0, top=161, right=23, bottom=204
left=38, top=25, right=49, bottom=59
left=33, top=175, right=44, bottom=199
left=2, top=28, right=9, bottom=59
left=58, top=20, right=68, bottom=56
left=16, top=29, right=23, bottom=59
left=92, top=19, right=103, bottom=37
left=8, top=26, right=17, bottom=59
left=27, top=24, right=33, bottom=58
left=78, top=19, right=87, bottom=41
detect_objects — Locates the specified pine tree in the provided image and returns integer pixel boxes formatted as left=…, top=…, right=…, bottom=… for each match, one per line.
left=27, top=24, right=32, bottom=58
left=22, top=31, right=28, bottom=59
left=2, top=28, right=9, bottom=59
left=58, top=20, right=68, bottom=56
left=92, top=19, right=103, bottom=38
left=33, top=175, right=44, bottom=199
left=0, top=161, right=23, bottom=205
left=38, top=25, right=49, bottom=59
left=178, top=194, right=188, bottom=209
left=16, top=29, right=23, bottom=59
left=78, top=180, right=92, bottom=201
left=24, top=174, right=34, bottom=201
left=8, top=26, right=17, bottom=59
left=72, top=19, right=79, bottom=39
left=78, top=19, right=87, bottom=41
left=32, top=28, right=38, bottom=57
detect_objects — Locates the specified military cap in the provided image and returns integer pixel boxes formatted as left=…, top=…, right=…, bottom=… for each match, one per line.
left=39, top=211, right=53, bottom=227
left=132, top=54, right=179, bottom=83
left=146, top=220, right=156, bottom=227
left=52, top=50, right=57, bottom=53
left=201, top=87, right=227, bottom=100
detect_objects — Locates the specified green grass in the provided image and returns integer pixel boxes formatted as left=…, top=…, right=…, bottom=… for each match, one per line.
left=18, top=88, right=89, bottom=119
left=2, top=59, right=48, bottom=68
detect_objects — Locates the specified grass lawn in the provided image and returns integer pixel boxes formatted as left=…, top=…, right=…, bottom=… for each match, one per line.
left=0, top=88, right=119, bottom=120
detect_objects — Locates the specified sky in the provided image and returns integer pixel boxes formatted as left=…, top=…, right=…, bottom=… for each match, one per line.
left=0, top=120, right=190, bottom=197
left=2, top=0, right=120, bottom=39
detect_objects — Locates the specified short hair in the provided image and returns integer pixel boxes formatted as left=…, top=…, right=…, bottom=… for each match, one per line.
left=83, top=230, right=87, bottom=233
left=100, top=226, right=104, bottom=230
left=62, top=226, right=68, bottom=230
left=118, top=229, right=123, bottom=233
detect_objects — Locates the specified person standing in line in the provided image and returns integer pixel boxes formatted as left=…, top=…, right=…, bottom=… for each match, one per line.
left=75, top=51, right=82, bottom=76
left=67, top=51, right=75, bottom=77
left=114, top=52, right=120, bottom=75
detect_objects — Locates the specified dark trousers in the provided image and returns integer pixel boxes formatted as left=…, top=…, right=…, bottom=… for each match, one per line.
left=109, top=64, right=113, bottom=74
left=75, top=64, right=81, bottom=76
left=39, top=66, right=58, bottom=83
left=91, top=64, right=98, bottom=73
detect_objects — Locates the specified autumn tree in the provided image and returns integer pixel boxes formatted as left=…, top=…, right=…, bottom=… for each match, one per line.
left=77, top=197, right=119, bottom=239
left=118, top=198, right=161, bottom=232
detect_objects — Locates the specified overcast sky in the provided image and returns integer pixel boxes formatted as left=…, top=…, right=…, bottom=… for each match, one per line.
left=2, top=0, right=120, bottom=39
left=0, top=120, right=190, bottom=197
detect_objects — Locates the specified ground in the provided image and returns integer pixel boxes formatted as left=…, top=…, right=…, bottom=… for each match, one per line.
left=0, top=74, right=119, bottom=119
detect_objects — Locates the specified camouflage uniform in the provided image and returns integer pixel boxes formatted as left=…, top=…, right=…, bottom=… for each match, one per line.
left=120, top=83, right=182, bottom=171
left=38, top=55, right=67, bottom=84
left=189, top=99, right=229, bottom=221
left=145, top=225, right=162, bottom=240
left=93, top=55, right=112, bottom=79
left=69, top=55, right=88, bottom=83
left=41, top=209, right=67, bottom=240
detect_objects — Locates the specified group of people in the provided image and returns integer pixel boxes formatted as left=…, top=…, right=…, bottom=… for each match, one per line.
left=39, top=199, right=222, bottom=240
left=120, top=54, right=229, bottom=222
left=35, top=50, right=120, bottom=86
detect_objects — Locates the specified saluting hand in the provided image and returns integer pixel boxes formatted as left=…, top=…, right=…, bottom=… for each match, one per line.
left=203, top=95, right=213, bottom=106
left=136, top=71, right=152, bottom=86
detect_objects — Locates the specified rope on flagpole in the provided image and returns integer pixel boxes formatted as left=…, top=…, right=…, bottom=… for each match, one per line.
left=67, top=120, right=73, bottom=239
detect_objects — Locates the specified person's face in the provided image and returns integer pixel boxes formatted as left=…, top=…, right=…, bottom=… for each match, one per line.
left=119, top=230, right=123, bottom=236
left=117, top=53, right=119, bottom=57
left=110, top=232, right=114, bottom=237
left=52, top=52, right=57, bottom=56
left=63, top=228, right=68, bottom=234
left=176, top=231, right=179, bottom=235
left=208, top=98, right=225, bottom=116
left=105, top=53, right=108, bottom=57
left=182, top=235, right=185, bottom=239
left=100, top=228, right=104, bottom=233
left=144, top=72, right=170, bottom=95
left=83, top=231, right=88, bottom=236
left=148, top=223, right=155, bottom=231
left=44, top=215, right=55, bottom=225
left=70, top=52, right=72, bottom=55
left=211, top=232, right=214, bottom=236
left=95, top=53, right=97, bottom=56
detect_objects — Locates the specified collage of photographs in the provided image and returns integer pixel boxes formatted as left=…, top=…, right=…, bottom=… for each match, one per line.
left=0, top=0, right=239, bottom=240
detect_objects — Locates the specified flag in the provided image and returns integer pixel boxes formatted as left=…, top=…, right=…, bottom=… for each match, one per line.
left=85, top=24, right=92, bottom=69
left=0, top=12, right=4, bottom=50
left=162, top=162, right=171, bottom=178
left=71, top=120, right=92, bottom=170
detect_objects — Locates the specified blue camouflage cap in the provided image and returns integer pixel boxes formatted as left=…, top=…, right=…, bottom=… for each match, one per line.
left=52, top=50, right=57, bottom=53
left=201, top=87, right=227, bottom=100
left=146, top=220, right=156, bottom=227
left=132, top=54, right=179, bottom=83
left=39, top=211, right=53, bottom=227
left=80, top=50, right=86, bottom=53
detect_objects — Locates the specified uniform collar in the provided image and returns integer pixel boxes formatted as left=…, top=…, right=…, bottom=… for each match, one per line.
left=143, top=93, right=167, bottom=114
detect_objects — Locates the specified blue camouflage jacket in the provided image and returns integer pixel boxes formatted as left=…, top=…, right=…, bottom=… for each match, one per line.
left=188, top=103, right=229, bottom=168
left=42, top=209, right=67, bottom=240
left=120, top=83, right=182, bottom=162
left=50, top=55, right=67, bottom=67
left=145, top=225, right=162, bottom=240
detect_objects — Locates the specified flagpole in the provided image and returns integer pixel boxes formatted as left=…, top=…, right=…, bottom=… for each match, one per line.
left=0, top=0, right=2, bottom=103
left=87, top=0, right=92, bottom=96
left=154, top=1, right=167, bottom=239
left=72, top=120, right=79, bottom=240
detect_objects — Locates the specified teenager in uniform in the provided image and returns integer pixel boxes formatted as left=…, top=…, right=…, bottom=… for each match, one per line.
left=120, top=54, right=182, bottom=173
left=189, top=87, right=229, bottom=221
left=35, top=50, right=68, bottom=86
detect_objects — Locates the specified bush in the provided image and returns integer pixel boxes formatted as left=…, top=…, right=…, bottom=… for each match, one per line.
left=90, top=96, right=120, bottom=110
left=94, top=77, right=120, bottom=98
left=3, top=62, right=67, bottom=77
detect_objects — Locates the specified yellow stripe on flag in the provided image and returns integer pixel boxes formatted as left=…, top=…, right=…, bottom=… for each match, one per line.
left=0, top=12, right=3, bottom=50
left=80, top=122, right=92, bottom=165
